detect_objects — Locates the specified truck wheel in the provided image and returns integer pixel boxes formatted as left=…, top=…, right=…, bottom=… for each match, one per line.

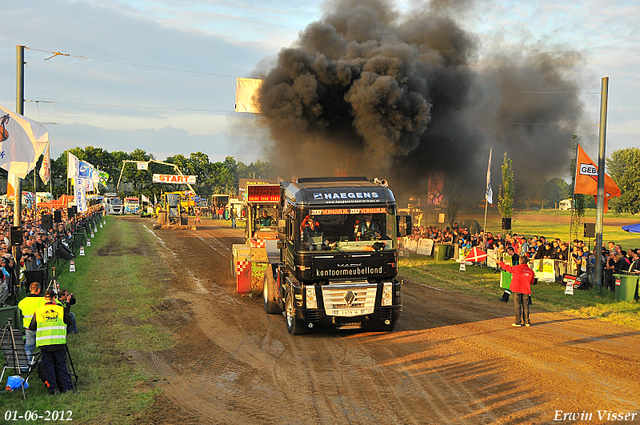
left=285, top=294, right=305, bottom=335
left=263, top=273, right=280, bottom=314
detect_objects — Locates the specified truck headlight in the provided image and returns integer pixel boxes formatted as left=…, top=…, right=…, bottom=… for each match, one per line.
left=306, top=286, right=318, bottom=309
left=382, top=282, right=393, bottom=306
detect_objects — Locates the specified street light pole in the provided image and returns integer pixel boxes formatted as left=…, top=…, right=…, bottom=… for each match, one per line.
left=14, top=45, right=24, bottom=229
left=594, top=77, right=609, bottom=288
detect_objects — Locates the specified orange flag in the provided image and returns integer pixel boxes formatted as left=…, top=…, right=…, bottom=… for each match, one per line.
left=574, top=144, right=621, bottom=212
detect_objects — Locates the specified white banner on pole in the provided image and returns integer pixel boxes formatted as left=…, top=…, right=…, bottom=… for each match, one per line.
left=74, top=178, right=87, bottom=213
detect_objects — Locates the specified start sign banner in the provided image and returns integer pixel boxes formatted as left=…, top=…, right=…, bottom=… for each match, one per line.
left=153, top=174, right=196, bottom=184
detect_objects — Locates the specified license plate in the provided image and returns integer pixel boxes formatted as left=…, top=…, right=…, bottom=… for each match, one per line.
left=334, top=309, right=365, bottom=316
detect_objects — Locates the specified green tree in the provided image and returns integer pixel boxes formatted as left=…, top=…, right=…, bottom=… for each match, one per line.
left=498, top=152, right=515, bottom=218
left=569, top=138, right=586, bottom=240
left=607, top=147, right=640, bottom=214
left=221, top=157, right=240, bottom=196
left=188, top=152, right=213, bottom=197
left=445, top=182, right=461, bottom=228
left=543, top=178, right=570, bottom=208
left=165, top=154, right=189, bottom=172
left=116, top=149, right=154, bottom=196
left=7, top=146, right=274, bottom=202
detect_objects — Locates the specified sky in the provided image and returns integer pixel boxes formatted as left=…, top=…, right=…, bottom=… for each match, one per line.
left=0, top=0, right=638, bottom=167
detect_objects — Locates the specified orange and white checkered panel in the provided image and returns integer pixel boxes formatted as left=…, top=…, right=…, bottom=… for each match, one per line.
left=236, top=260, right=251, bottom=273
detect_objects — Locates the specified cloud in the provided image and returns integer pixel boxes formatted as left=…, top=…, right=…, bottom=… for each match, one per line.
left=0, top=0, right=276, bottom=162
left=47, top=120, right=265, bottom=163
left=0, top=0, right=637, bottom=176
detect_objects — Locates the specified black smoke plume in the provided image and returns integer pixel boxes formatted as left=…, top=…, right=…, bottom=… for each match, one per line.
left=255, top=0, right=585, bottom=204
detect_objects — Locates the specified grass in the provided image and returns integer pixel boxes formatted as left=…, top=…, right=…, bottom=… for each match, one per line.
left=0, top=216, right=173, bottom=424
left=510, top=218, right=640, bottom=251
left=399, top=253, right=640, bottom=330
left=516, top=209, right=639, bottom=219
left=419, top=209, right=640, bottom=250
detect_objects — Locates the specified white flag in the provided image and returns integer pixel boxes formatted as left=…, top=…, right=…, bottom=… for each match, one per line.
left=68, top=151, right=80, bottom=179
left=486, top=147, right=493, bottom=204
left=235, top=78, right=263, bottom=113
left=0, top=105, right=49, bottom=178
left=39, top=140, right=51, bottom=184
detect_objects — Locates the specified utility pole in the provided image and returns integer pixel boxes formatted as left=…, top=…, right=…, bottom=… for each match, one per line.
left=594, top=77, right=609, bottom=289
left=14, top=46, right=24, bottom=228
left=11, top=45, right=25, bottom=278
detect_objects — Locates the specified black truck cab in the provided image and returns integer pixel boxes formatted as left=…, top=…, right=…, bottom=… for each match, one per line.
left=265, top=177, right=410, bottom=334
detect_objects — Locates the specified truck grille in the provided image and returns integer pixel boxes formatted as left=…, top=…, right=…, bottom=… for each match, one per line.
left=380, top=307, right=393, bottom=320
left=321, top=284, right=377, bottom=317
left=306, top=310, right=321, bottom=322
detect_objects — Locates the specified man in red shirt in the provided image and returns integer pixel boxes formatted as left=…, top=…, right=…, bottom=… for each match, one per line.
left=499, top=256, right=535, bottom=327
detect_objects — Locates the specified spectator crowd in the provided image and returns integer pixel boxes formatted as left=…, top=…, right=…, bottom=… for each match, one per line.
left=0, top=202, right=104, bottom=304
left=407, top=222, right=640, bottom=290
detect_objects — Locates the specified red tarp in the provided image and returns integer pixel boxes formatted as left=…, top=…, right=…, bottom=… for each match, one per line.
left=38, top=194, right=74, bottom=209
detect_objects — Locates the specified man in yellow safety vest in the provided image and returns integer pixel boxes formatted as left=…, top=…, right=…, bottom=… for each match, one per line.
left=17, top=282, right=45, bottom=363
left=29, top=290, right=73, bottom=395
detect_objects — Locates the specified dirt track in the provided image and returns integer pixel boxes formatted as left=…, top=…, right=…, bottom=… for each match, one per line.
left=129, top=217, right=640, bottom=424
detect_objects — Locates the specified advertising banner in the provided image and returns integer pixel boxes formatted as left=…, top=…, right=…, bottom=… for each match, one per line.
left=153, top=174, right=196, bottom=184
left=416, top=238, right=434, bottom=256
left=428, top=173, right=443, bottom=205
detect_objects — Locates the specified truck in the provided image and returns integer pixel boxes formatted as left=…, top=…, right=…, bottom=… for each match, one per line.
left=104, top=193, right=123, bottom=215
left=231, top=183, right=281, bottom=294
left=211, top=194, right=229, bottom=209
left=258, top=177, right=411, bottom=334
left=161, top=190, right=205, bottom=215
left=227, top=198, right=246, bottom=221
left=161, top=192, right=184, bottom=224
left=123, top=197, right=140, bottom=214
left=178, top=190, right=197, bottom=212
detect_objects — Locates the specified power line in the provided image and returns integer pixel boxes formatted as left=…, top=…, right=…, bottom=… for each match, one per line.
left=28, top=100, right=592, bottom=124
left=504, top=90, right=601, bottom=94
left=25, top=99, right=233, bottom=113
left=25, top=46, right=238, bottom=79
left=469, top=121, right=565, bottom=126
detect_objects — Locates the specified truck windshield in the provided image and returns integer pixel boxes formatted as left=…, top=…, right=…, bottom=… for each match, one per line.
left=298, top=207, right=396, bottom=252
left=255, top=206, right=277, bottom=229
left=110, top=198, right=122, bottom=206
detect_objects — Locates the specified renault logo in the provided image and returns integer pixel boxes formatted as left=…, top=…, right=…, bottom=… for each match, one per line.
left=344, top=290, right=356, bottom=306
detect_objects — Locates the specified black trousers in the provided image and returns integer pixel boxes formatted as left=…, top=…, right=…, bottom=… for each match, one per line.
left=513, top=292, right=530, bottom=325
left=41, top=349, right=73, bottom=393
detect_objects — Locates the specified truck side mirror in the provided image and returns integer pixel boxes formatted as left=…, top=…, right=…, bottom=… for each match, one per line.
left=396, top=215, right=412, bottom=237
left=278, top=219, right=287, bottom=240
